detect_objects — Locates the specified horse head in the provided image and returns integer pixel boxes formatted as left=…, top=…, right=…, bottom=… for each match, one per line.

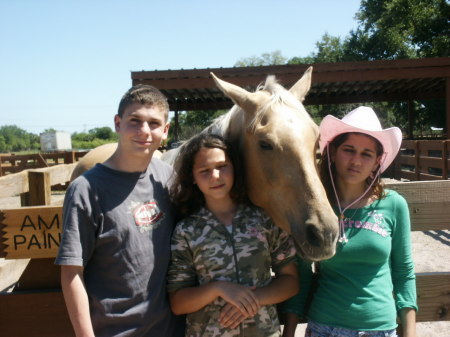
left=211, top=68, right=338, bottom=261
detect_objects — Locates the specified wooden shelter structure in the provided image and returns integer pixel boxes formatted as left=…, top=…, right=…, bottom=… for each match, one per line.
left=131, top=57, right=450, bottom=140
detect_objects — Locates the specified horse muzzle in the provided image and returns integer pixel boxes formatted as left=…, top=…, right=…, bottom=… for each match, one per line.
left=290, top=215, right=338, bottom=262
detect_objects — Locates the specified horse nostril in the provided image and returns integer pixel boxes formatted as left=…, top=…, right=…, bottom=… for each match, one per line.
left=306, top=225, right=322, bottom=247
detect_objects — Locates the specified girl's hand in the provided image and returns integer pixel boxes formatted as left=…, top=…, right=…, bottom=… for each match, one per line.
left=216, top=282, right=260, bottom=317
left=219, top=303, right=248, bottom=329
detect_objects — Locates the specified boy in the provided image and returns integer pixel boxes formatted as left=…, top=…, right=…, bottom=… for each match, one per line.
left=56, top=85, right=185, bottom=337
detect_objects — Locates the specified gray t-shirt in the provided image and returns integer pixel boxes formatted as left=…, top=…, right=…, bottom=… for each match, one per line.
left=56, top=158, right=184, bottom=337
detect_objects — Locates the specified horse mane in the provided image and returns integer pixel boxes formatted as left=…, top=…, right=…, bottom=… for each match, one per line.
left=207, top=75, right=307, bottom=138
left=202, top=105, right=243, bottom=137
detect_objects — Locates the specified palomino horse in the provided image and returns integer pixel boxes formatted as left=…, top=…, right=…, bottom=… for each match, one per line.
left=205, top=68, right=338, bottom=261
left=72, top=68, right=338, bottom=261
left=70, top=143, right=162, bottom=181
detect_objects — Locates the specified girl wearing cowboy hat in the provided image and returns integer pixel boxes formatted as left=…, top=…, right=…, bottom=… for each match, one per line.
left=282, top=107, right=417, bottom=337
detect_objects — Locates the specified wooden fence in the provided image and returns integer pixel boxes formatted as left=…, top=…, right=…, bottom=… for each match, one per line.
left=0, top=151, right=88, bottom=177
left=393, top=140, right=450, bottom=181
left=2, top=141, right=449, bottom=181
left=0, top=165, right=449, bottom=336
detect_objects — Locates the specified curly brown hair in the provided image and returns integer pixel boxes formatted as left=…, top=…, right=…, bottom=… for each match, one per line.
left=170, top=133, right=248, bottom=217
left=318, top=132, right=385, bottom=206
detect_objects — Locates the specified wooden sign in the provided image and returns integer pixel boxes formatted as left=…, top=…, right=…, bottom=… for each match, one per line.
left=1, top=206, right=63, bottom=259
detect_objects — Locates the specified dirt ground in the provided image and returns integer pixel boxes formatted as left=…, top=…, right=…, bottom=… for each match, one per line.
left=1, top=195, right=449, bottom=336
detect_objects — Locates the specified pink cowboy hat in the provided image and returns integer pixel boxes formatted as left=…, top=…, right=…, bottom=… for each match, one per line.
left=319, top=106, right=403, bottom=172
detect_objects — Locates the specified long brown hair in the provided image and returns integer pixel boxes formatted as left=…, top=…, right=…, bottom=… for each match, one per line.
left=318, top=132, right=385, bottom=205
left=170, top=133, right=248, bottom=217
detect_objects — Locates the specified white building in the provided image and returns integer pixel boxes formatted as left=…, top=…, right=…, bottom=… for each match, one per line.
left=40, top=131, right=72, bottom=152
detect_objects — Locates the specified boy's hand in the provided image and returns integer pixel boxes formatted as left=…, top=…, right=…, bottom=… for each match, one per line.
left=216, top=282, right=260, bottom=317
left=219, top=303, right=249, bottom=329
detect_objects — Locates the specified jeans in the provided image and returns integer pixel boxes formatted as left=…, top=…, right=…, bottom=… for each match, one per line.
left=305, top=320, right=398, bottom=337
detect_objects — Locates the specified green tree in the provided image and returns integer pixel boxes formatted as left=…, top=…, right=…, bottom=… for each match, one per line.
left=234, top=50, right=287, bottom=67
left=169, top=110, right=227, bottom=141
left=71, top=127, right=117, bottom=149
left=313, top=34, right=347, bottom=63
left=287, top=56, right=315, bottom=65
left=345, top=0, right=449, bottom=59
left=289, top=33, right=347, bottom=65
left=0, top=135, right=7, bottom=153
left=0, top=125, right=40, bottom=152
left=42, top=128, right=58, bottom=133
left=342, top=0, right=449, bottom=136
left=89, top=127, right=116, bottom=140
left=72, top=131, right=95, bottom=143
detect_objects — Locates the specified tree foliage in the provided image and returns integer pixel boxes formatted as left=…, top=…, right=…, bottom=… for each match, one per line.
left=234, top=50, right=287, bottom=67
left=288, top=0, right=448, bottom=63
left=71, top=127, right=118, bottom=149
left=0, top=125, right=40, bottom=153
left=0, top=125, right=118, bottom=153
left=341, top=0, right=448, bottom=136
left=229, top=0, right=448, bottom=137
left=169, top=110, right=227, bottom=142
left=346, top=0, right=449, bottom=60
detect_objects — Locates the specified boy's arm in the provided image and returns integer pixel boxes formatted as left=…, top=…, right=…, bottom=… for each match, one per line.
left=169, top=281, right=259, bottom=317
left=61, top=265, right=95, bottom=337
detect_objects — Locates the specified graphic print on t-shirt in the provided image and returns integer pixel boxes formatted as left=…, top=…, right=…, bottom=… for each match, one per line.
left=343, top=210, right=388, bottom=237
left=132, top=200, right=164, bottom=232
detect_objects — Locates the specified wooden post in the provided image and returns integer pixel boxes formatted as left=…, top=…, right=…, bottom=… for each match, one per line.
left=28, top=171, right=51, bottom=206
left=174, top=110, right=179, bottom=141
left=37, top=153, right=48, bottom=167
left=446, top=77, right=450, bottom=139
left=10, top=154, right=16, bottom=167
left=414, top=141, right=421, bottom=181
left=64, top=151, right=76, bottom=164
left=443, top=140, right=449, bottom=180
left=407, top=100, right=414, bottom=139
left=389, top=152, right=399, bottom=179
left=16, top=169, right=60, bottom=290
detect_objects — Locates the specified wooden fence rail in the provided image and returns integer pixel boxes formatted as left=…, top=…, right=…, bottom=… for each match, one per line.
left=0, top=151, right=87, bottom=177
left=0, top=164, right=77, bottom=200
left=0, top=166, right=449, bottom=336
left=393, top=140, right=450, bottom=181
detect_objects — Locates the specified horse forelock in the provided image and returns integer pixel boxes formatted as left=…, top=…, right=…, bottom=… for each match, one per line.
left=248, top=76, right=311, bottom=133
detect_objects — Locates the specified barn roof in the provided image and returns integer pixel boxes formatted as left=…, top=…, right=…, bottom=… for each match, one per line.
left=131, top=57, right=450, bottom=111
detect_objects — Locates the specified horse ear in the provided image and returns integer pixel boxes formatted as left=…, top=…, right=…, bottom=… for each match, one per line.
left=210, top=72, right=259, bottom=114
left=289, top=66, right=313, bottom=102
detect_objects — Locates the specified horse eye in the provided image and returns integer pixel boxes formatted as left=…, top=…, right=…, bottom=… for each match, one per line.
left=259, top=140, right=273, bottom=151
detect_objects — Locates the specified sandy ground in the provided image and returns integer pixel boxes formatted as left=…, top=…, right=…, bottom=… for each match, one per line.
left=1, top=195, right=449, bottom=336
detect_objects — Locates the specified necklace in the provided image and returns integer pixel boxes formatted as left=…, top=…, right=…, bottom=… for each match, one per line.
left=342, top=208, right=358, bottom=222
left=337, top=208, right=360, bottom=244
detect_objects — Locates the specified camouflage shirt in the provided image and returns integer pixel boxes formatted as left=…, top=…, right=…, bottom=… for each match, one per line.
left=167, top=204, right=296, bottom=337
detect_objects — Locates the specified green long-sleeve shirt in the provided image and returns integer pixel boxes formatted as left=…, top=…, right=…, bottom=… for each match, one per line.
left=282, top=190, right=417, bottom=331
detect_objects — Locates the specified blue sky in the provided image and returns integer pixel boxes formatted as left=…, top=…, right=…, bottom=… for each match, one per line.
left=0, top=0, right=361, bottom=135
